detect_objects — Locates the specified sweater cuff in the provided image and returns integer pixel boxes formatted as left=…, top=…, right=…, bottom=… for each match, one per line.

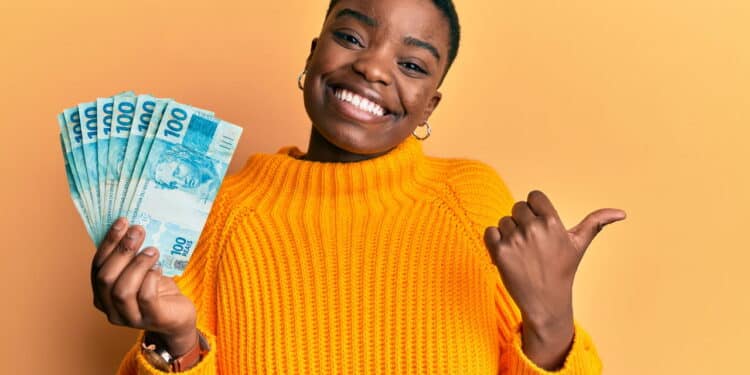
left=500, top=322, right=602, bottom=374
left=131, top=328, right=217, bottom=375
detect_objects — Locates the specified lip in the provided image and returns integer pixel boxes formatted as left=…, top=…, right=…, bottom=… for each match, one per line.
left=326, top=84, right=396, bottom=125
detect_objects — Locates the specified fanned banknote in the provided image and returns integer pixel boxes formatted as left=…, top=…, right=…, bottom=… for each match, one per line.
left=129, top=101, right=241, bottom=276
left=58, top=91, right=243, bottom=277
left=121, top=98, right=172, bottom=221
left=105, top=94, right=137, bottom=227
left=59, top=122, right=95, bottom=238
left=96, top=96, right=115, bottom=228
left=61, top=108, right=101, bottom=238
left=113, top=95, right=161, bottom=222
left=77, top=101, right=102, bottom=239
left=97, top=91, right=135, bottom=228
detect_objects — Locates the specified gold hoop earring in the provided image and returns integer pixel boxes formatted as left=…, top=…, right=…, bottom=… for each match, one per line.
left=413, top=121, right=431, bottom=140
left=298, top=69, right=307, bottom=90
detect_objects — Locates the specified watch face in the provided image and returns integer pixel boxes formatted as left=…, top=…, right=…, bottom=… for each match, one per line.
left=158, top=349, right=174, bottom=363
left=142, top=348, right=172, bottom=372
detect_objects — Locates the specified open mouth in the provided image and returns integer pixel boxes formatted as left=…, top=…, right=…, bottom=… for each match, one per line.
left=326, top=84, right=395, bottom=124
left=333, top=87, right=389, bottom=116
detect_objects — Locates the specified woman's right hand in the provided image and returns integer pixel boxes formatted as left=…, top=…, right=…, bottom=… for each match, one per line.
left=91, top=217, right=198, bottom=356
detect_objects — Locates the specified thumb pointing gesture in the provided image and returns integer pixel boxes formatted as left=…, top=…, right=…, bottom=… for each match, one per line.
left=567, top=208, right=627, bottom=256
left=483, top=190, right=627, bottom=369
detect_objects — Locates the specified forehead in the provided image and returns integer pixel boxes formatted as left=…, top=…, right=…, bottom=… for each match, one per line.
left=327, top=0, right=450, bottom=47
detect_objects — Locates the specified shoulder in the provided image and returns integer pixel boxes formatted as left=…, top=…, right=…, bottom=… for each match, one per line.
left=428, top=156, right=516, bottom=230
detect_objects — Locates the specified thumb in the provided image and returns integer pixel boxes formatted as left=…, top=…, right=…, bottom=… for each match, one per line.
left=568, top=208, right=627, bottom=253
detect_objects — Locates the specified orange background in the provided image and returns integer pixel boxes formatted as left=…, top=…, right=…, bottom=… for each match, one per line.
left=1, top=1, right=748, bottom=374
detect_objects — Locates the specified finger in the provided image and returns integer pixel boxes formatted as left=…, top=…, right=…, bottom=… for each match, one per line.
left=511, top=200, right=537, bottom=226
left=92, top=217, right=128, bottom=271
left=526, top=190, right=561, bottom=221
left=111, top=247, right=160, bottom=327
left=568, top=208, right=627, bottom=252
left=498, top=216, right=517, bottom=239
left=94, top=225, right=145, bottom=324
left=483, top=226, right=502, bottom=265
left=138, top=265, right=163, bottom=322
left=91, top=217, right=129, bottom=312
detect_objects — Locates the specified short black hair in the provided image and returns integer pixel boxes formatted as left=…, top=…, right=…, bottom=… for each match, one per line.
left=325, top=0, right=461, bottom=85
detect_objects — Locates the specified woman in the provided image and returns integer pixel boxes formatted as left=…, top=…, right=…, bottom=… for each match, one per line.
left=92, top=0, right=626, bottom=373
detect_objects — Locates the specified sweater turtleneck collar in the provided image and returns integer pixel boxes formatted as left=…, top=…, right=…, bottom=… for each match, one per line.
left=239, top=136, right=430, bottom=200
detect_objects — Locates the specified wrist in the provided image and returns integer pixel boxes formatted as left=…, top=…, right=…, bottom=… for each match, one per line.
left=520, top=307, right=575, bottom=370
left=521, top=316, right=574, bottom=348
left=522, top=309, right=573, bottom=340
left=146, top=328, right=199, bottom=358
left=142, top=328, right=208, bottom=372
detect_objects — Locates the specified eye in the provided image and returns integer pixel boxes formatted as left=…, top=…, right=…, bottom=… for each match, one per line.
left=400, top=62, right=428, bottom=74
left=333, top=31, right=363, bottom=47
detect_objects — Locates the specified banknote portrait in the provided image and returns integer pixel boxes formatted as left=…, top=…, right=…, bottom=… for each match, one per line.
left=151, top=143, right=220, bottom=199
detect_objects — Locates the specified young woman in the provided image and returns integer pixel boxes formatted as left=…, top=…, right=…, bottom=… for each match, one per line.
left=91, top=0, right=626, bottom=373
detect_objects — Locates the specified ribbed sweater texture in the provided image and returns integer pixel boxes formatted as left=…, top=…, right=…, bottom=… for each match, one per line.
left=117, top=136, right=602, bottom=374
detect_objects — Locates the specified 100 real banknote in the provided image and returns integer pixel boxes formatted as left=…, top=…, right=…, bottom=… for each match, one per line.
left=58, top=92, right=243, bottom=276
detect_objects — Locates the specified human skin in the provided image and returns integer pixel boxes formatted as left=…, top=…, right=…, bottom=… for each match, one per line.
left=89, top=0, right=626, bottom=371
left=300, top=0, right=446, bottom=161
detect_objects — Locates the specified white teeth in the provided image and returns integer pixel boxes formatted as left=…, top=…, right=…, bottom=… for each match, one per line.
left=334, top=88, right=386, bottom=117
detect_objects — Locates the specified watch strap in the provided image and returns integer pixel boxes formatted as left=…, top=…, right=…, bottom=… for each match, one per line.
left=171, top=330, right=210, bottom=372
left=141, top=330, right=210, bottom=372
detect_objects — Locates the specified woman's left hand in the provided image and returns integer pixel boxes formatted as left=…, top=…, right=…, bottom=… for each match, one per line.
left=483, top=190, right=626, bottom=369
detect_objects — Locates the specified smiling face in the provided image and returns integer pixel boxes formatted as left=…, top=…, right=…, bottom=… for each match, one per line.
left=302, top=0, right=451, bottom=155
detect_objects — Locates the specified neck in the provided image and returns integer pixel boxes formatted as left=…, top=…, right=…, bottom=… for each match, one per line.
left=301, top=126, right=390, bottom=163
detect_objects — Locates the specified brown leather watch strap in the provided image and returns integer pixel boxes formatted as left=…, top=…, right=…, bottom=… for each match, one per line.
left=171, top=330, right=210, bottom=372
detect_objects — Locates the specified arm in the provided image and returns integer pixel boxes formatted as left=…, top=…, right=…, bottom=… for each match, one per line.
left=114, top=182, right=235, bottom=374
left=447, top=160, right=617, bottom=374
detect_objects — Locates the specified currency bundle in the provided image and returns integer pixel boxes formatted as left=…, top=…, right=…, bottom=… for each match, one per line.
left=58, top=91, right=243, bottom=276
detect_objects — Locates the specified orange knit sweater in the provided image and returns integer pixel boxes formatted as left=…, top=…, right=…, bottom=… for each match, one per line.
left=116, top=136, right=602, bottom=374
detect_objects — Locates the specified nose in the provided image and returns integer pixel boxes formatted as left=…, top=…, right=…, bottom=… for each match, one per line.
left=352, top=48, right=393, bottom=86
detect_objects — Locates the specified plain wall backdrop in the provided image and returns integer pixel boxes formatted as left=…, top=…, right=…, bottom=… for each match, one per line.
left=1, top=1, right=748, bottom=374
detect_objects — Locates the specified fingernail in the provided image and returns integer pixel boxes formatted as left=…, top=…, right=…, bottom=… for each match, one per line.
left=126, top=227, right=142, bottom=240
left=113, top=218, right=126, bottom=230
left=142, top=248, right=156, bottom=257
left=151, top=263, right=162, bottom=271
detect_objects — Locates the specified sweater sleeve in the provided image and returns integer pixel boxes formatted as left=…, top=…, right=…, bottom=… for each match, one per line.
left=447, top=160, right=602, bottom=374
left=114, top=178, right=237, bottom=375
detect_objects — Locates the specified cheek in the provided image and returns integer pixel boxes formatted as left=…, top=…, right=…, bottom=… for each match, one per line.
left=310, top=41, right=347, bottom=74
left=401, top=86, right=433, bottom=116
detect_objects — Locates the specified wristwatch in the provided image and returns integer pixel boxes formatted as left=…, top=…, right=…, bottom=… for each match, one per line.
left=141, top=330, right=210, bottom=372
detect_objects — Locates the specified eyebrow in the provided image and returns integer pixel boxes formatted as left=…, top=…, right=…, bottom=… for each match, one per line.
left=403, top=36, right=441, bottom=62
left=335, top=8, right=378, bottom=27
left=334, top=8, right=442, bottom=63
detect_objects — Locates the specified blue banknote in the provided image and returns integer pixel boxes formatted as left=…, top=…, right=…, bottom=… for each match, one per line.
left=121, top=101, right=215, bottom=221
left=97, top=91, right=134, bottom=229
left=129, top=101, right=242, bottom=276
left=96, top=97, right=114, bottom=226
left=77, top=101, right=102, bottom=235
left=121, top=98, right=171, bottom=221
left=62, top=107, right=101, bottom=238
left=113, top=95, right=165, bottom=221
left=104, top=94, right=137, bottom=228
left=59, top=120, right=95, bottom=241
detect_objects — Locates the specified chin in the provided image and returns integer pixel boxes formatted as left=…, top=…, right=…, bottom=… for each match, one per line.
left=315, top=121, right=390, bottom=155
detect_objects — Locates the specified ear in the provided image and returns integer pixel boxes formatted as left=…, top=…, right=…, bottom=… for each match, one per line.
left=305, top=38, right=319, bottom=69
left=422, top=91, right=442, bottom=122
